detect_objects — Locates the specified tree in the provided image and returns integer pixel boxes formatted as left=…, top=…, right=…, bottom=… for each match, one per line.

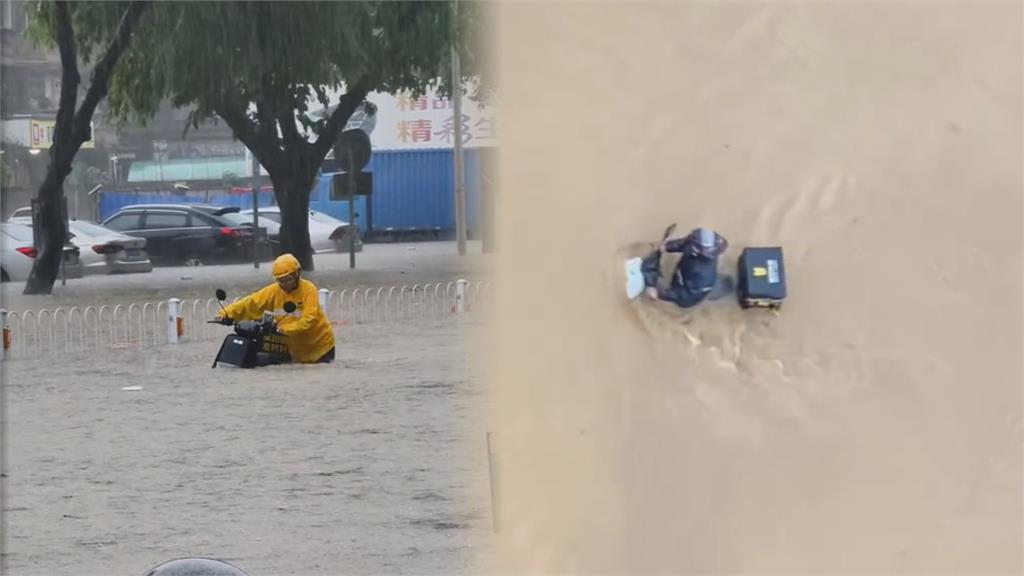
left=0, top=154, right=13, bottom=190
left=104, top=1, right=490, bottom=270
left=22, top=0, right=152, bottom=295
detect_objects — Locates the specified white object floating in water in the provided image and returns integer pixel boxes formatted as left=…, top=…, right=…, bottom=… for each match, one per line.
left=625, top=257, right=645, bottom=300
left=122, top=386, right=143, bottom=392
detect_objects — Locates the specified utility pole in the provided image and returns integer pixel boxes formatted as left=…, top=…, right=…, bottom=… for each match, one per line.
left=452, top=0, right=467, bottom=255
left=251, top=151, right=260, bottom=269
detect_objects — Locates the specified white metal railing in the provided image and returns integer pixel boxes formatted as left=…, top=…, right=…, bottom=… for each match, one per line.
left=0, top=279, right=490, bottom=360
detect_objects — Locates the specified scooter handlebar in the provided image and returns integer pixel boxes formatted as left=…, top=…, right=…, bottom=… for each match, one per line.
left=206, top=316, right=278, bottom=332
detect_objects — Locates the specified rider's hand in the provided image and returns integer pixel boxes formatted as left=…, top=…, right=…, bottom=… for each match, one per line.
left=265, top=318, right=280, bottom=334
left=215, top=316, right=232, bottom=325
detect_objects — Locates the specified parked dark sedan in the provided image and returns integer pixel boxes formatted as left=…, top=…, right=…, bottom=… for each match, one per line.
left=101, top=204, right=267, bottom=265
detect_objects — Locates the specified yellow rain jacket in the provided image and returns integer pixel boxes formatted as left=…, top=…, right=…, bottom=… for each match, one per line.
left=220, top=277, right=335, bottom=363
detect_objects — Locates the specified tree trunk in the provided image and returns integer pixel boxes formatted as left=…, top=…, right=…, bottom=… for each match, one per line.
left=23, top=0, right=151, bottom=295
left=213, top=86, right=370, bottom=273
left=272, top=171, right=317, bottom=271
left=23, top=176, right=69, bottom=294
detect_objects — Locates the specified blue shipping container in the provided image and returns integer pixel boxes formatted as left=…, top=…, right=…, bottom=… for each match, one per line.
left=312, top=148, right=481, bottom=235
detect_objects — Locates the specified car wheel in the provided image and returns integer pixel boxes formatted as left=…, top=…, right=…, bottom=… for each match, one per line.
left=0, top=268, right=8, bottom=283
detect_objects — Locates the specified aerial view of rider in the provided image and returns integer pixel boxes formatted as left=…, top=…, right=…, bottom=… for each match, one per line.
left=640, top=223, right=733, bottom=308
left=214, top=253, right=336, bottom=363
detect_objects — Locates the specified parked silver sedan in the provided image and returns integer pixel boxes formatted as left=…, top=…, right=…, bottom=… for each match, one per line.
left=0, top=222, right=84, bottom=282
left=240, top=207, right=363, bottom=253
left=68, top=220, right=153, bottom=275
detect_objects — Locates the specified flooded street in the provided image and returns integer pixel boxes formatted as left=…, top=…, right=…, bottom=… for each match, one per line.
left=1, top=241, right=495, bottom=575
left=3, top=317, right=494, bottom=575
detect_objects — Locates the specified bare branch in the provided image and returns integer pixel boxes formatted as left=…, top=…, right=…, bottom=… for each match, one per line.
left=213, top=99, right=256, bottom=148
left=50, top=1, right=79, bottom=168
left=72, top=0, right=151, bottom=147
left=310, top=80, right=371, bottom=162
left=277, top=101, right=304, bottom=150
left=214, top=97, right=282, bottom=176
left=254, top=97, right=278, bottom=145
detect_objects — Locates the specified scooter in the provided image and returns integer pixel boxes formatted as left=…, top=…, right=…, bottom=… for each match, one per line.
left=624, top=223, right=786, bottom=309
left=209, top=288, right=296, bottom=368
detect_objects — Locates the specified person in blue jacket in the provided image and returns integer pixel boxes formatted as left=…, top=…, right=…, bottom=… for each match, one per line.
left=641, top=225, right=732, bottom=308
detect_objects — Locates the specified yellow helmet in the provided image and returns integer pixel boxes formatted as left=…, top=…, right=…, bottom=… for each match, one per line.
left=272, top=253, right=300, bottom=279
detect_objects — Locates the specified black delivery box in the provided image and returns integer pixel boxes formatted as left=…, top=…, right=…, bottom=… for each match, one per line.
left=736, top=247, right=786, bottom=309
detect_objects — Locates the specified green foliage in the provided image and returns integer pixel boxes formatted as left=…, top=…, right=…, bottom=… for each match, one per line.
left=0, top=154, right=13, bottom=189
left=24, top=1, right=138, bottom=65
left=23, top=1, right=493, bottom=137
left=68, top=162, right=110, bottom=191
left=221, top=170, right=241, bottom=188
left=22, top=0, right=495, bottom=269
left=101, top=1, right=489, bottom=132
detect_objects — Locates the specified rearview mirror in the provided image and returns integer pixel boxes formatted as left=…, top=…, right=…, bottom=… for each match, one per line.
left=283, top=301, right=297, bottom=313
left=215, top=289, right=227, bottom=301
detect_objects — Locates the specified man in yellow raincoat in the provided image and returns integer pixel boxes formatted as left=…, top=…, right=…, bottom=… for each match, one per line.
left=215, top=253, right=336, bottom=363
